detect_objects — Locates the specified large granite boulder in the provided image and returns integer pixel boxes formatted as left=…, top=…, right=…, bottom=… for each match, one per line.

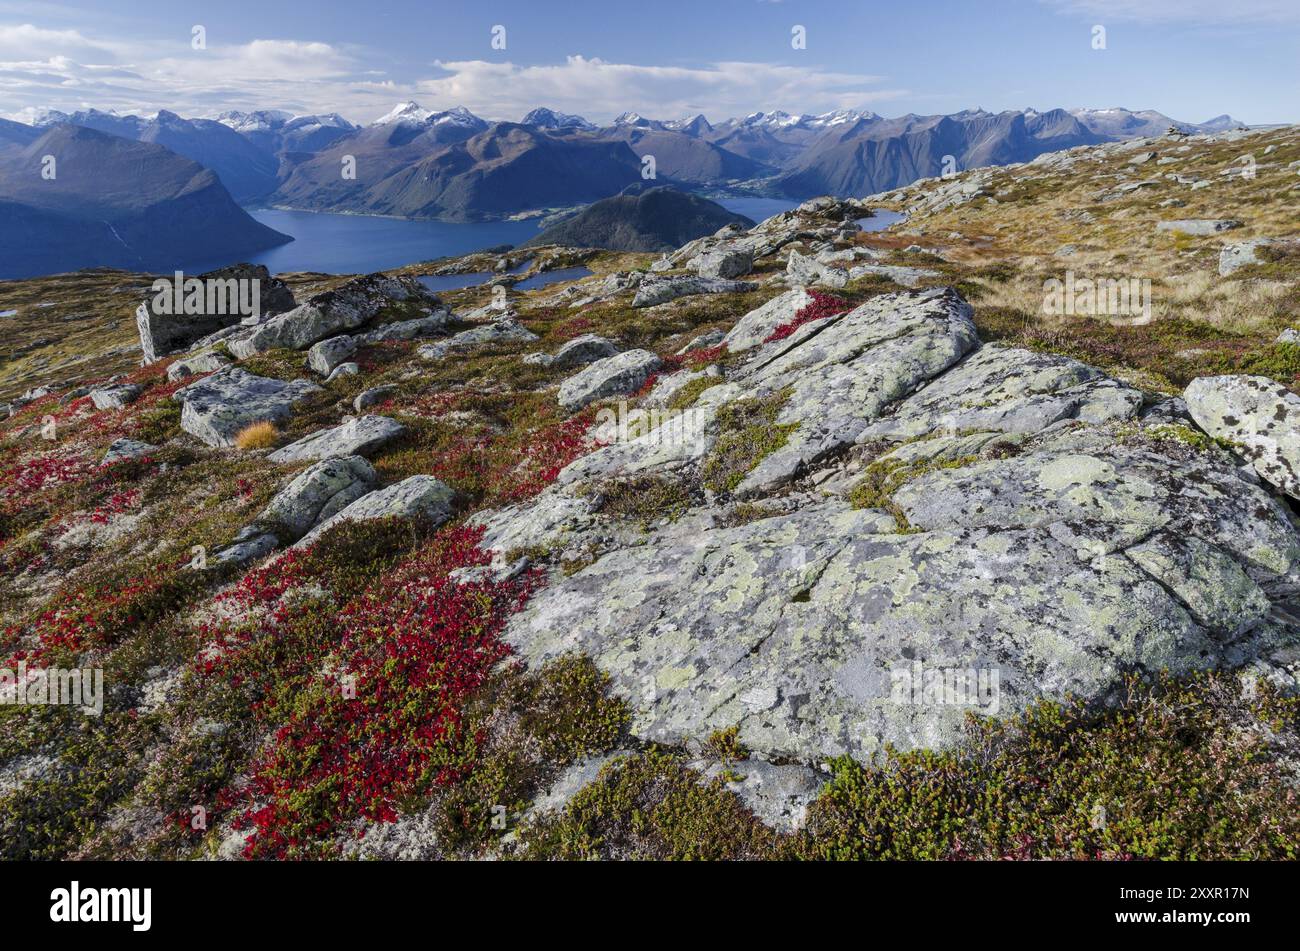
left=172, top=367, right=322, bottom=448
left=136, top=263, right=294, bottom=363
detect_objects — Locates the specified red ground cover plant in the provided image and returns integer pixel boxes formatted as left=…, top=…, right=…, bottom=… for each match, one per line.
left=232, top=524, right=540, bottom=858
left=762, top=291, right=852, bottom=343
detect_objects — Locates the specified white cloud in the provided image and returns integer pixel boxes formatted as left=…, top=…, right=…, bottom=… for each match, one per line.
left=0, top=22, right=907, bottom=125
left=1038, top=0, right=1300, bottom=24
left=413, top=55, right=906, bottom=124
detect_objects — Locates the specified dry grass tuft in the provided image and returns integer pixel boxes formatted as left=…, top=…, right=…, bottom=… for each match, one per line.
left=234, top=420, right=279, bottom=450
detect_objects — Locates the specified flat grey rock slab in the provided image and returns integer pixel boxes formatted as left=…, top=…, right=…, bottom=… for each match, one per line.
left=89, top=384, right=142, bottom=411
left=1156, top=219, right=1243, bottom=235
left=267, top=415, right=406, bottom=464
left=416, top=319, right=538, bottom=360
left=101, top=437, right=157, bottom=465
left=632, top=275, right=757, bottom=308
left=173, top=367, right=322, bottom=448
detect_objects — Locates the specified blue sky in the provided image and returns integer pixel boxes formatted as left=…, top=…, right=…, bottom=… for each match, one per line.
left=1, top=0, right=1296, bottom=124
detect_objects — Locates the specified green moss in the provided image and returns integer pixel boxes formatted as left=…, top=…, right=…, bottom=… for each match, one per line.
left=700, top=388, right=796, bottom=494
left=847, top=454, right=980, bottom=530
left=666, top=374, right=723, bottom=412
left=794, top=672, right=1300, bottom=861
left=590, top=474, right=693, bottom=530
left=435, top=654, right=630, bottom=853
left=515, top=747, right=781, bottom=860
left=704, top=726, right=748, bottom=766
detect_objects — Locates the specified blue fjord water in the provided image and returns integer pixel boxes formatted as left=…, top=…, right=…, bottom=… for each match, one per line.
left=175, top=201, right=903, bottom=277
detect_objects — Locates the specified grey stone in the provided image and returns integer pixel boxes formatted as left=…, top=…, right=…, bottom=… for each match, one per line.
left=89, top=383, right=142, bottom=411
left=136, top=263, right=295, bottom=363
left=1184, top=374, right=1300, bottom=499
left=354, top=385, right=398, bottom=412
left=558, top=348, right=662, bottom=412
left=267, top=415, right=406, bottom=464
left=257, top=455, right=377, bottom=542
left=101, top=438, right=157, bottom=465
left=416, top=318, right=538, bottom=361
left=294, top=475, right=456, bottom=548
left=172, top=367, right=322, bottom=448
left=690, top=247, right=754, bottom=279
left=355, top=310, right=452, bottom=344
left=326, top=362, right=360, bottom=381
left=551, top=334, right=618, bottom=369
left=722, top=288, right=815, bottom=353
left=166, top=350, right=230, bottom=382
left=1218, top=239, right=1272, bottom=276
left=227, top=273, right=433, bottom=359
left=307, top=335, right=357, bottom=375
left=632, top=275, right=757, bottom=308
left=676, top=329, right=726, bottom=355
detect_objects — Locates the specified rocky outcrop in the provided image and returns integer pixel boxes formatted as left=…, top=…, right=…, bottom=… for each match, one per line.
left=722, top=288, right=814, bottom=352
left=557, top=349, right=662, bottom=412
left=1155, top=219, right=1243, bottom=236
left=172, top=367, right=321, bottom=448
left=101, top=438, right=157, bottom=465
left=258, top=455, right=377, bottom=542
left=463, top=287, right=1300, bottom=768
left=136, top=263, right=294, bottom=363
left=89, top=384, right=142, bottom=411
left=267, top=415, right=406, bottom=464
left=227, top=274, right=434, bottom=360
left=1184, top=374, right=1300, bottom=499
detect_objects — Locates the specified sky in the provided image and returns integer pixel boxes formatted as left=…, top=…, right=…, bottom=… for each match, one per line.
left=0, top=0, right=1296, bottom=125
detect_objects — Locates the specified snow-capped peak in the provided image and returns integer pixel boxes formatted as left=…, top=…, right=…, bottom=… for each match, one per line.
left=374, top=101, right=435, bottom=126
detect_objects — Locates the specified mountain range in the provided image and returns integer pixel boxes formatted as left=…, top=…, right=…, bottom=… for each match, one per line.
left=0, top=102, right=1248, bottom=277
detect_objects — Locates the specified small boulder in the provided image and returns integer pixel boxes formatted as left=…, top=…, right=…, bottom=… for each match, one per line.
left=558, top=349, right=662, bottom=412
left=294, top=475, right=456, bottom=548
left=166, top=351, right=230, bottom=382
left=416, top=318, right=538, bottom=361
left=631, top=275, right=757, bottom=308
left=89, top=384, right=142, bottom=411
left=1184, top=374, right=1300, bottom=499
left=267, top=415, right=406, bottom=464
left=173, top=367, right=322, bottom=448
left=551, top=334, right=619, bottom=369
left=689, top=247, right=753, bottom=280
left=101, top=438, right=157, bottom=465
left=354, top=385, right=398, bottom=412
left=307, top=335, right=358, bottom=375
left=1219, top=239, right=1273, bottom=276
left=258, top=455, right=377, bottom=542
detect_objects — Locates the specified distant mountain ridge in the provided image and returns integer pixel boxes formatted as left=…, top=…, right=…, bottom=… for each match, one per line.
left=523, top=184, right=754, bottom=251
left=0, top=125, right=290, bottom=279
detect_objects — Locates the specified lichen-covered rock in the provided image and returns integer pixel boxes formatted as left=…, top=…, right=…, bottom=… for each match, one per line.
left=294, top=475, right=456, bottom=548
left=727, top=287, right=980, bottom=496
left=722, top=288, right=814, bottom=353
left=173, top=367, right=322, bottom=448
left=166, top=350, right=231, bottom=383
left=558, top=349, right=662, bottom=412
left=551, top=334, right=619, bottom=369
left=690, top=246, right=754, bottom=279
left=1184, top=374, right=1300, bottom=499
left=267, top=415, right=406, bottom=464
left=1155, top=218, right=1243, bottom=235
left=354, top=385, right=398, bottom=412
left=355, top=310, right=452, bottom=344
left=1219, top=239, right=1271, bottom=276
left=89, top=383, right=142, bottom=411
left=257, top=455, right=376, bottom=542
left=228, top=273, right=433, bottom=359
left=101, top=437, right=157, bottom=465
left=632, top=275, right=757, bottom=308
left=306, top=335, right=357, bottom=376
left=417, top=318, right=538, bottom=361
left=786, top=249, right=848, bottom=288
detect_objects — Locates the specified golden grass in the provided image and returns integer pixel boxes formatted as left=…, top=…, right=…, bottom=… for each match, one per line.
left=234, top=420, right=279, bottom=450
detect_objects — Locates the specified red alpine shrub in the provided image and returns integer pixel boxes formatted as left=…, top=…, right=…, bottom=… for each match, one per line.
left=762, top=290, right=852, bottom=343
